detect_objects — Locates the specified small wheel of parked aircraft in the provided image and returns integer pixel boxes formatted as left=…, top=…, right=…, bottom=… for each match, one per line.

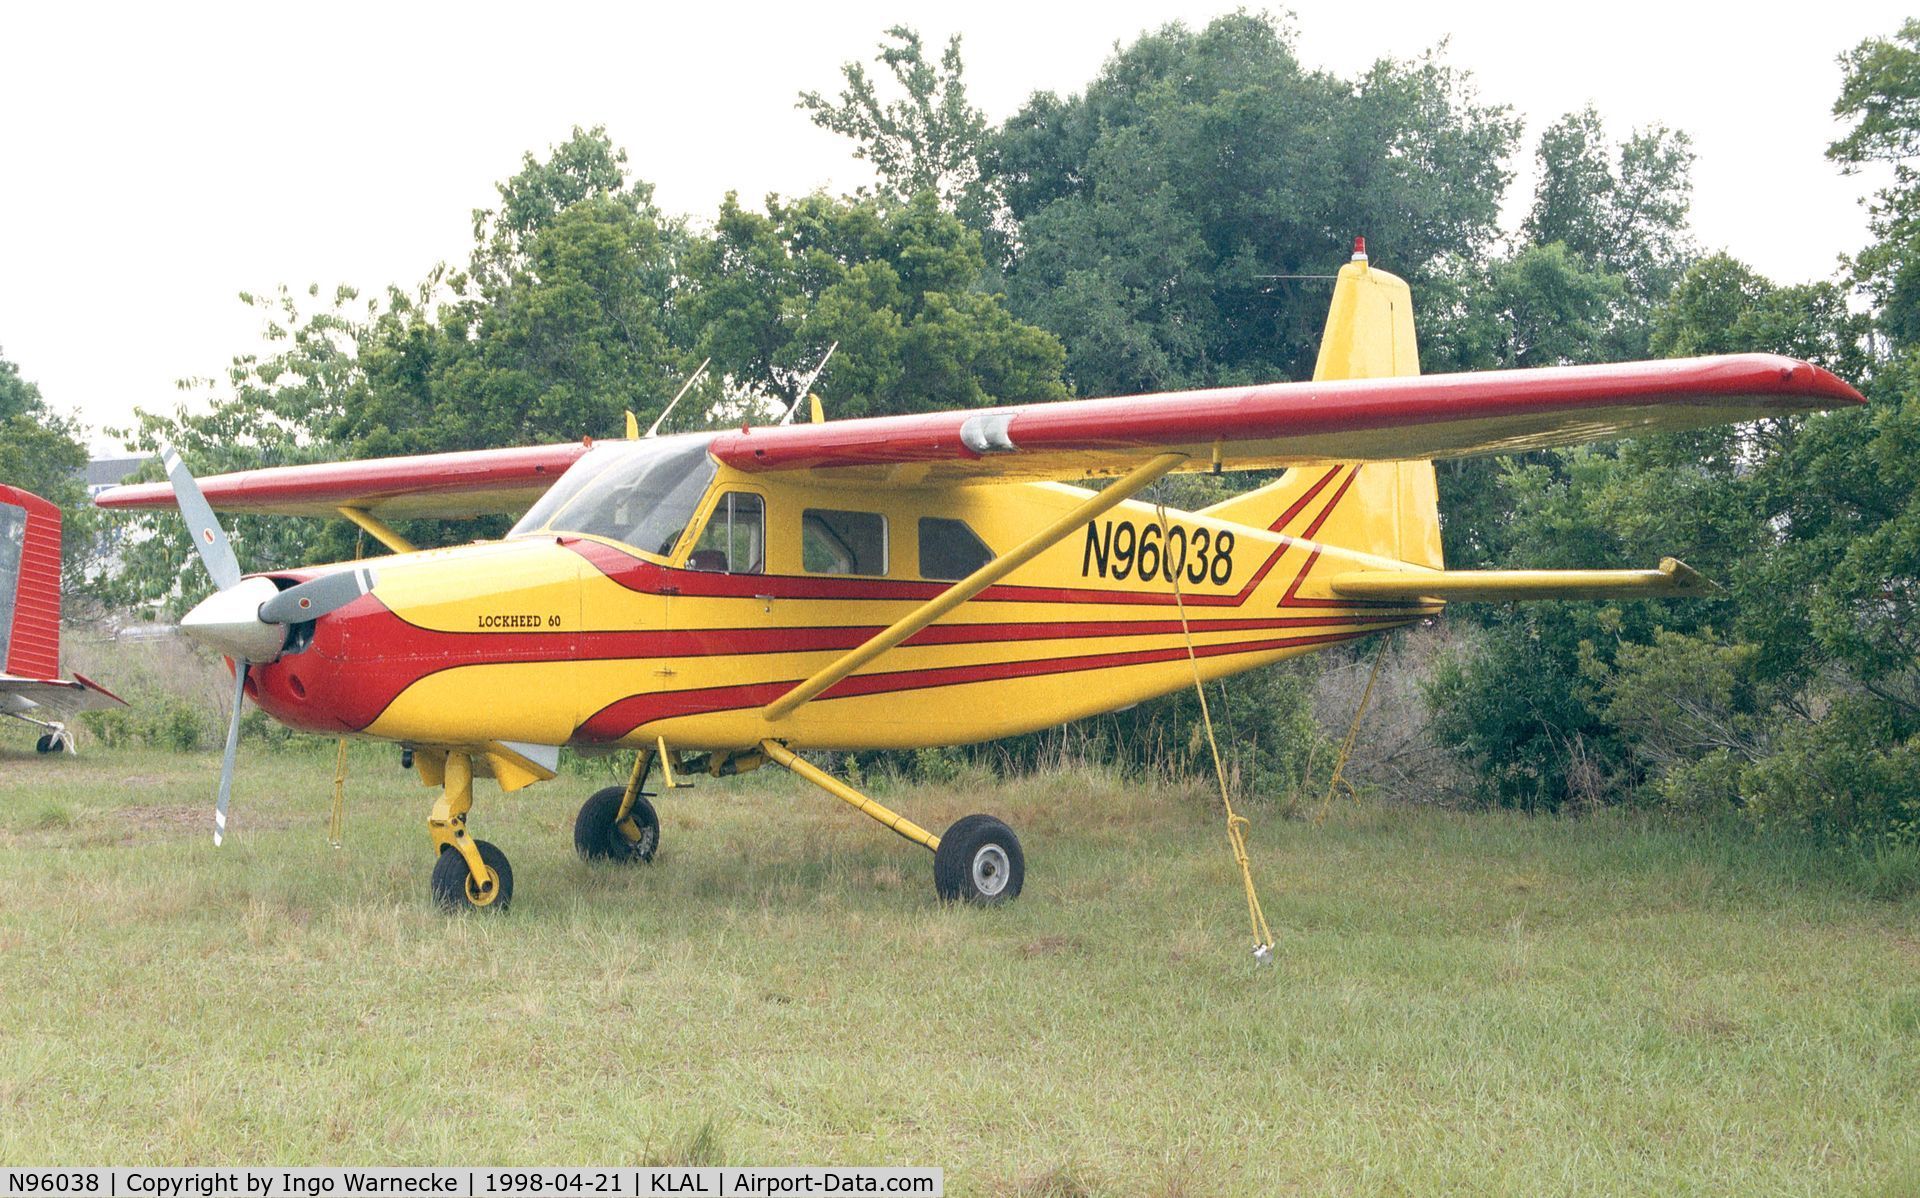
left=574, top=786, right=660, bottom=863
left=34, top=732, right=61, bottom=754
left=933, top=814, right=1024, bottom=905
left=430, top=839, right=513, bottom=913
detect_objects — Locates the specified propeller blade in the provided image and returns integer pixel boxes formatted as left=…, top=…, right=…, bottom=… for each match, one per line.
left=258, top=568, right=376, bottom=625
left=214, top=662, right=247, bottom=847
left=159, top=443, right=242, bottom=591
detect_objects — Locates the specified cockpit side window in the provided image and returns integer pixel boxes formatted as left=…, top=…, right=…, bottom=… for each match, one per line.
left=687, top=492, right=765, bottom=574
left=509, top=436, right=718, bottom=558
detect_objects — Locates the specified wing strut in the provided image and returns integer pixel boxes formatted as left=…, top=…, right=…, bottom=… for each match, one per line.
left=760, top=452, right=1188, bottom=723
left=338, top=506, right=416, bottom=554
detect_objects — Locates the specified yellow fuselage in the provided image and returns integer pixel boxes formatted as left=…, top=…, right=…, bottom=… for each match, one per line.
left=246, top=462, right=1433, bottom=757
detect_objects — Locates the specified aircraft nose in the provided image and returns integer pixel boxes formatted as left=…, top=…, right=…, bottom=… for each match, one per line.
left=180, top=576, right=288, bottom=663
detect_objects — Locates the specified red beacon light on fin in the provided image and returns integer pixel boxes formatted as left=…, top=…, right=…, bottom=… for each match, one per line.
left=1352, top=236, right=1368, bottom=262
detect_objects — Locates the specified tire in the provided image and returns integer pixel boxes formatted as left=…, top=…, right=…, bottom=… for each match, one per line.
left=430, top=839, right=513, bottom=912
left=34, top=733, right=59, bottom=754
left=933, top=814, right=1024, bottom=905
left=574, top=786, right=660, bottom=863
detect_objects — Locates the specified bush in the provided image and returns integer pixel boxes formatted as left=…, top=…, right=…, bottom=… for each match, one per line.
left=1740, top=706, right=1920, bottom=849
left=239, top=707, right=304, bottom=747
left=78, top=694, right=219, bottom=751
left=1649, top=748, right=1747, bottom=823
left=1423, top=609, right=1629, bottom=811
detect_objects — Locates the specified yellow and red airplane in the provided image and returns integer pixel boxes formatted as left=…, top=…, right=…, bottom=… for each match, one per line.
left=97, top=244, right=1864, bottom=912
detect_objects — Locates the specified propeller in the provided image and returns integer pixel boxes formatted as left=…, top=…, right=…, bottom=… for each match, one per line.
left=158, top=444, right=376, bottom=845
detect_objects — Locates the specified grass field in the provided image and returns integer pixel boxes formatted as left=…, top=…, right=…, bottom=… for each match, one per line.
left=1, top=726, right=1916, bottom=1195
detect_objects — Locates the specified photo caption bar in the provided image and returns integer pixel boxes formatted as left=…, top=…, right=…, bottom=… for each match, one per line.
left=0, top=1171, right=941, bottom=1198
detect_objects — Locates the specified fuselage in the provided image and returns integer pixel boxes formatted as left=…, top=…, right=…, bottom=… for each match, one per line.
left=242, top=441, right=1435, bottom=754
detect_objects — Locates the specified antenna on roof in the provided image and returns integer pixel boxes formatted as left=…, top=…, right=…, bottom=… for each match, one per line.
left=778, top=342, right=838, bottom=427
left=645, top=357, right=712, bottom=438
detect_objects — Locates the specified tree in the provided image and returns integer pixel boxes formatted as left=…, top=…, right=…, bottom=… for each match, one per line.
left=350, top=194, right=689, bottom=458
left=995, top=13, right=1520, bottom=395
left=1522, top=106, right=1696, bottom=320
left=0, top=347, right=92, bottom=582
left=799, top=27, right=998, bottom=238
left=103, top=285, right=376, bottom=613
left=347, top=127, right=697, bottom=457
left=684, top=191, right=1066, bottom=419
left=1831, top=18, right=1920, bottom=349
left=468, top=124, right=661, bottom=294
left=1417, top=108, right=1694, bottom=372
left=1424, top=244, right=1910, bottom=836
left=1425, top=112, right=1698, bottom=573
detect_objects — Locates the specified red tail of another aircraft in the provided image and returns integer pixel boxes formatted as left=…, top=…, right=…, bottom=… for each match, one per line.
left=1, top=485, right=123, bottom=753
left=0, top=484, right=63, bottom=680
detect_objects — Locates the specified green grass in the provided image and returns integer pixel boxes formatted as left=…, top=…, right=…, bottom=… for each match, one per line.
left=1, top=725, right=1916, bottom=1195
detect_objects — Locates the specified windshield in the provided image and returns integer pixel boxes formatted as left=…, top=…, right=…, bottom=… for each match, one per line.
left=509, top=434, right=719, bottom=557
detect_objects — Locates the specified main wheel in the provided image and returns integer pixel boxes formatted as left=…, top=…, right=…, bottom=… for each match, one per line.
left=431, top=839, right=513, bottom=913
left=933, top=814, right=1024, bottom=905
left=574, top=786, right=660, bottom=863
left=34, top=733, right=59, bottom=754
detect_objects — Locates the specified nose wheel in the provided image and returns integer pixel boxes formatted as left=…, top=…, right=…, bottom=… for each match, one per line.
left=423, top=750, right=514, bottom=914
left=431, top=839, right=514, bottom=912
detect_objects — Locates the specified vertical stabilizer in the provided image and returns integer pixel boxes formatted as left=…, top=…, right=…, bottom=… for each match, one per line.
left=0, top=485, right=63, bottom=681
left=1311, top=238, right=1420, bottom=381
left=1201, top=242, right=1444, bottom=569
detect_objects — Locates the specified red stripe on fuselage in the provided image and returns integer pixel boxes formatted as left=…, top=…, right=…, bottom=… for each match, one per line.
left=380, top=611, right=1415, bottom=659
left=573, top=627, right=1377, bottom=742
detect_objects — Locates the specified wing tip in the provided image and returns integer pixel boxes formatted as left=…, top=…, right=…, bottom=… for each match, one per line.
left=1800, top=361, right=1868, bottom=407
left=94, top=482, right=166, bottom=510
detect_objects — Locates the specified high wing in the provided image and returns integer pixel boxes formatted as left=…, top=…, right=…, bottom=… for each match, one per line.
left=92, top=355, right=1861, bottom=516
left=706, top=354, right=1862, bottom=484
left=0, top=673, right=126, bottom=722
left=94, top=443, right=591, bottom=519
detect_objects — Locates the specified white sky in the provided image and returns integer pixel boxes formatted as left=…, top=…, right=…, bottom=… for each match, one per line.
left=0, top=0, right=1907, bottom=451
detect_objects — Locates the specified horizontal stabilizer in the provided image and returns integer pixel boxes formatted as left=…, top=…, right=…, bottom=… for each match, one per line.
left=1329, top=557, right=1711, bottom=601
left=0, top=672, right=129, bottom=720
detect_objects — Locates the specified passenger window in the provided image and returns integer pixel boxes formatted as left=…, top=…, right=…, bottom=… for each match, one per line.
left=688, top=493, right=764, bottom=574
left=918, top=517, right=993, bottom=580
left=803, top=509, right=887, bottom=576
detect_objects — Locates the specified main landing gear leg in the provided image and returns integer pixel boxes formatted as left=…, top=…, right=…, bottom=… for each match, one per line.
left=428, top=751, right=513, bottom=912
left=11, top=711, right=71, bottom=755
left=758, top=740, right=1024, bottom=905
left=574, top=748, right=661, bottom=863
